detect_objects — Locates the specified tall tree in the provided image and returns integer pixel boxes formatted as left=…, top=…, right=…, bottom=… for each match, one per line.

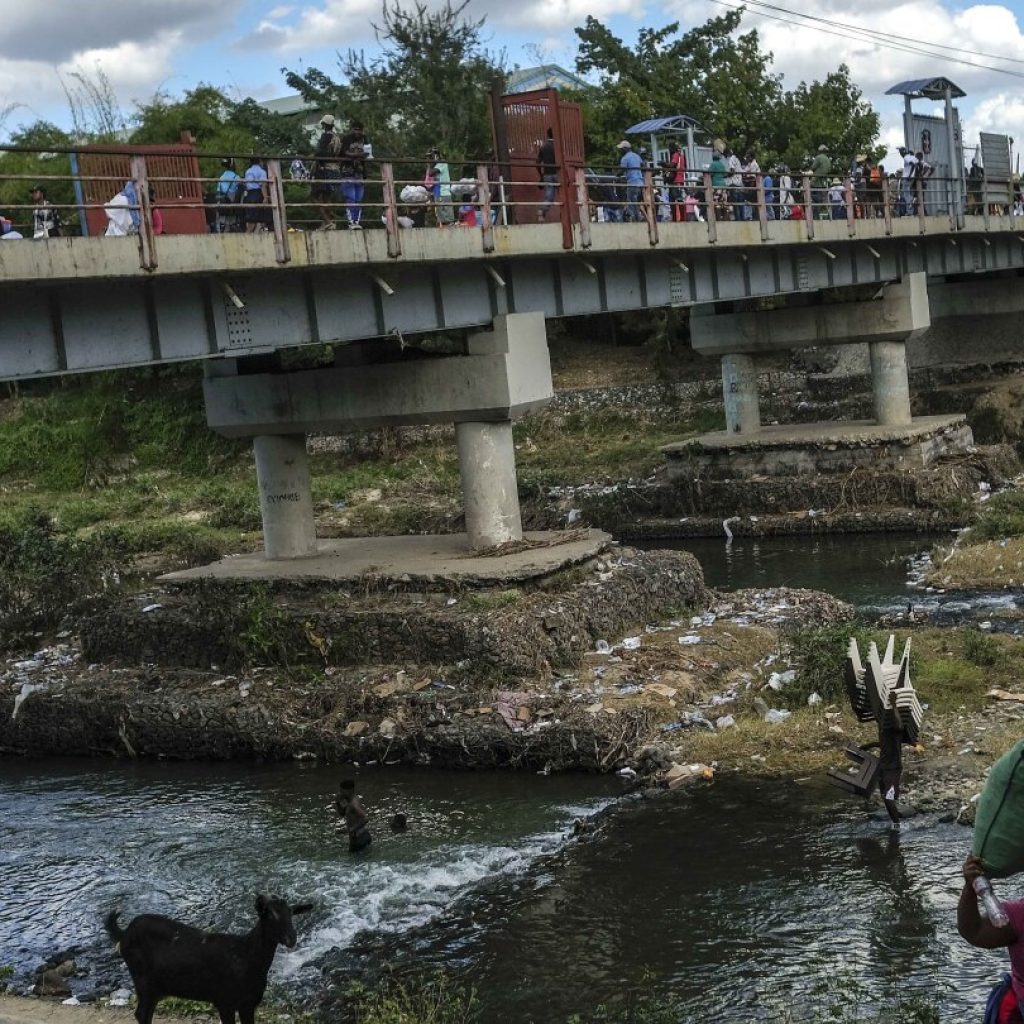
left=283, top=0, right=506, bottom=163
left=571, top=13, right=879, bottom=171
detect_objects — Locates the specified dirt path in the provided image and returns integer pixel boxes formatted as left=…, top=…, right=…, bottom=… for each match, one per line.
left=0, top=997, right=179, bottom=1024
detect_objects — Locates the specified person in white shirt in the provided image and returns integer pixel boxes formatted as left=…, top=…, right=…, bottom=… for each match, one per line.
left=777, top=165, right=793, bottom=219
left=104, top=186, right=134, bottom=236
left=1, top=217, right=23, bottom=239
left=899, top=147, right=917, bottom=216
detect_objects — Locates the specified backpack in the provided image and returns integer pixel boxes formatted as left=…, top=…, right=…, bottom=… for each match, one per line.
left=983, top=975, right=1019, bottom=1024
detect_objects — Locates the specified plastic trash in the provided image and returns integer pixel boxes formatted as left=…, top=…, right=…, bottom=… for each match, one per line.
left=595, top=639, right=611, bottom=654
left=715, top=714, right=736, bottom=729
left=141, top=603, right=162, bottom=613
left=974, top=875, right=1010, bottom=926
left=808, top=692, right=823, bottom=706
left=621, top=636, right=641, bottom=650
left=109, top=989, right=132, bottom=1008
left=617, top=766, right=637, bottom=777
left=765, top=708, right=792, bottom=723
left=767, top=669, right=797, bottom=690
left=566, top=508, right=582, bottom=525
left=678, top=634, right=702, bottom=645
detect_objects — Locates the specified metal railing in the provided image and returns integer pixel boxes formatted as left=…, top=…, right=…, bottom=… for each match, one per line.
left=0, top=145, right=1019, bottom=272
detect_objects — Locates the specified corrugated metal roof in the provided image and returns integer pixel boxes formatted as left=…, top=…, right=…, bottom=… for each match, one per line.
left=625, top=115, right=708, bottom=134
left=506, top=65, right=589, bottom=93
left=885, top=77, right=966, bottom=99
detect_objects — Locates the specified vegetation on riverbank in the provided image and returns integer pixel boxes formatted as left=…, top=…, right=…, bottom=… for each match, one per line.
left=929, top=488, right=1024, bottom=588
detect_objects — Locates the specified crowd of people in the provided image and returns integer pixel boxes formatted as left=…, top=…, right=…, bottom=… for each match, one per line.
left=0, top=116, right=1014, bottom=240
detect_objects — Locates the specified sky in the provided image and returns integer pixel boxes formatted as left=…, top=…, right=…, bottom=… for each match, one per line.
left=3, top=0, right=1024, bottom=171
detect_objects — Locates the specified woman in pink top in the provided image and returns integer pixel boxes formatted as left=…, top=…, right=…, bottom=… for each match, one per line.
left=959, top=854, right=1024, bottom=1022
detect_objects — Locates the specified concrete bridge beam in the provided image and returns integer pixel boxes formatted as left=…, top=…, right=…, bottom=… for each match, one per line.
left=253, top=434, right=318, bottom=560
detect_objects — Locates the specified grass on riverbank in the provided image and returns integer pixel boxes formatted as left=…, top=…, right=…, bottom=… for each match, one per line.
left=929, top=488, right=1024, bottom=588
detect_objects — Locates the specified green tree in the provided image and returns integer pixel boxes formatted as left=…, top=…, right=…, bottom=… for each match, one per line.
left=283, top=0, right=506, bottom=164
left=0, top=121, right=75, bottom=236
left=773, top=65, right=883, bottom=174
left=572, top=11, right=781, bottom=162
left=570, top=13, right=879, bottom=172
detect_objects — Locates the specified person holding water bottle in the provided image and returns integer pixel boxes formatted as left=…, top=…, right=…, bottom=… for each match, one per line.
left=959, top=853, right=1023, bottom=1021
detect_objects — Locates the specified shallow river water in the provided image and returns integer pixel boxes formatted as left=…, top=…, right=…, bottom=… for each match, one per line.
left=0, top=761, right=1014, bottom=1022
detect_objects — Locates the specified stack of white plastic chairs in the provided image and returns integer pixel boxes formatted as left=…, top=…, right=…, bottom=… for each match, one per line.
left=844, top=634, right=923, bottom=744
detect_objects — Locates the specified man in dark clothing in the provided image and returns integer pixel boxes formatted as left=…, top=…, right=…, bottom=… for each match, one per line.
left=312, top=114, right=343, bottom=229
left=862, top=725, right=906, bottom=826
left=536, top=128, right=557, bottom=222
left=338, top=121, right=369, bottom=229
left=336, top=779, right=372, bottom=852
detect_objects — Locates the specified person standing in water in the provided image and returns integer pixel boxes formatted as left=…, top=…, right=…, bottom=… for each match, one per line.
left=336, top=779, right=371, bottom=852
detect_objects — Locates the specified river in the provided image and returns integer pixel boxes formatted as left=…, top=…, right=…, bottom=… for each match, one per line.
left=0, top=533, right=1015, bottom=1022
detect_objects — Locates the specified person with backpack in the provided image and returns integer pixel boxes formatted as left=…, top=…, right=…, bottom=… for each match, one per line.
left=312, top=114, right=343, bottom=230
left=959, top=853, right=1024, bottom=1023
left=338, top=120, right=369, bottom=229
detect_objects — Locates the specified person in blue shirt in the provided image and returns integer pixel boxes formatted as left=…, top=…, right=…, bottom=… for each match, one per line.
left=617, top=141, right=643, bottom=222
left=243, top=156, right=269, bottom=234
left=763, top=168, right=775, bottom=220
left=214, top=158, right=241, bottom=233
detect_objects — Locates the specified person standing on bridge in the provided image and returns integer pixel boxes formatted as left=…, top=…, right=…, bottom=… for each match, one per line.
left=30, top=186, right=61, bottom=240
left=312, top=114, right=343, bottom=230
left=810, top=144, right=831, bottom=219
left=536, top=128, right=558, bottom=222
left=243, top=156, right=270, bottom=233
left=617, top=141, right=643, bottom=222
left=338, top=120, right=369, bottom=229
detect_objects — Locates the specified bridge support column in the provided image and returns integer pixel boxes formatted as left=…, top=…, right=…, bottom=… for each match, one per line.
left=721, top=353, right=761, bottom=435
left=456, top=421, right=522, bottom=548
left=253, top=434, right=317, bottom=560
left=869, top=340, right=912, bottom=427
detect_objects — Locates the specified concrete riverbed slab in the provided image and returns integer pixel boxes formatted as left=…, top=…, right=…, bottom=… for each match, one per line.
left=160, top=529, right=612, bottom=588
left=662, top=414, right=971, bottom=479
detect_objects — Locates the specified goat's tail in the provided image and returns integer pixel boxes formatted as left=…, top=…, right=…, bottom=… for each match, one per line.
left=104, top=910, right=124, bottom=947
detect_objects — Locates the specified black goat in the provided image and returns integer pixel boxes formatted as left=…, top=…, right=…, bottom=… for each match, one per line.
left=104, top=895, right=313, bottom=1024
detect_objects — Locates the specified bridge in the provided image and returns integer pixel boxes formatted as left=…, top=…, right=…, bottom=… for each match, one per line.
left=2, top=155, right=1022, bottom=558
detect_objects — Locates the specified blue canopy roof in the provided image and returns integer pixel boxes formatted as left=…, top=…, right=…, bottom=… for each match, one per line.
left=625, top=115, right=709, bottom=134
left=885, top=77, right=965, bottom=99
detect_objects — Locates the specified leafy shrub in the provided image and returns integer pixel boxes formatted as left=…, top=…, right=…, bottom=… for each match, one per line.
left=962, top=628, right=1003, bottom=667
left=345, top=973, right=477, bottom=1024
left=968, top=489, right=1024, bottom=543
left=784, top=624, right=884, bottom=705
left=0, top=509, right=120, bottom=650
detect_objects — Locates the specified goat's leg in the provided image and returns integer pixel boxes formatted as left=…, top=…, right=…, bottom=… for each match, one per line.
left=216, top=1007, right=236, bottom=1024
left=134, top=990, right=157, bottom=1024
left=238, top=1007, right=256, bottom=1024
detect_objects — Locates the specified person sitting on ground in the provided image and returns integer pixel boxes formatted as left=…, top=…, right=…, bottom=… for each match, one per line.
left=336, top=779, right=372, bottom=852
left=958, top=853, right=1024, bottom=1023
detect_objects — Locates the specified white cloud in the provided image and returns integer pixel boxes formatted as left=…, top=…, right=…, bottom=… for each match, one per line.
left=234, top=0, right=645, bottom=52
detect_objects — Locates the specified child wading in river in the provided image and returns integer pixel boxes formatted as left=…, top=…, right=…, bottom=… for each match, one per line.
left=336, top=779, right=372, bottom=852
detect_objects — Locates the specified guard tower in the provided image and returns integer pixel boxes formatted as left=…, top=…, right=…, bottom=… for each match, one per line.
left=885, top=76, right=966, bottom=218
left=624, top=115, right=714, bottom=185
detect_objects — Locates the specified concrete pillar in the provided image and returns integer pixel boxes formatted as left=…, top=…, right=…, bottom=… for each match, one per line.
left=253, top=434, right=318, bottom=560
left=721, top=353, right=761, bottom=434
left=869, top=340, right=912, bottom=426
left=455, top=420, right=523, bottom=550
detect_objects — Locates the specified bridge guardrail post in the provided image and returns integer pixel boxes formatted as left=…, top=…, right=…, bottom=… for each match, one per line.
left=703, top=172, right=717, bottom=243
left=130, top=154, right=156, bottom=272
left=845, top=176, right=855, bottom=236
left=266, top=159, right=291, bottom=264
left=574, top=168, right=591, bottom=249
left=643, top=170, right=659, bottom=246
left=881, top=176, right=892, bottom=235
left=381, top=162, right=403, bottom=258
left=802, top=174, right=815, bottom=241
left=916, top=175, right=926, bottom=233
left=756, top=173, right=768, bottom=241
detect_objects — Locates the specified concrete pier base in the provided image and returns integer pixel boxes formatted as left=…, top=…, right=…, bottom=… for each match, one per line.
left=870, top=340, right=912, bottom=426
left=721, top=353, right=761, bottom=434
left=253, top=434, right=317, bottom=559
left=456, top=420, right=523, bottom=549
left=662, top=414, right=972, bottom=480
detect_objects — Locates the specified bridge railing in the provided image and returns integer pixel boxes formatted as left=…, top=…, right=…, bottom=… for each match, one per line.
left=0, top=144, right=1017, bottom=271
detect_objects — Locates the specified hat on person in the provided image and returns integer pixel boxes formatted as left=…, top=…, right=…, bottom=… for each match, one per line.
left=30, top=184, right=44, bottom=194
left=855, top=153, right=867, bottom=162
left=817, top=144, right=828, bottom=152
left=320, top=113, right=336, bottom=127
left=616, top=140, right=631, bottom=149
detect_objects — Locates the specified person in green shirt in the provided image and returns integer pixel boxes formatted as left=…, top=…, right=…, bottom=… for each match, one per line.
left=810, top=144, right=831, bottom=219
left=709, top=149, right=729, bottom=220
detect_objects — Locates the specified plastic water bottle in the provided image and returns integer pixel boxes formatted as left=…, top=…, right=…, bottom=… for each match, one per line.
left=974, top=875, right=1010, bottom=927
